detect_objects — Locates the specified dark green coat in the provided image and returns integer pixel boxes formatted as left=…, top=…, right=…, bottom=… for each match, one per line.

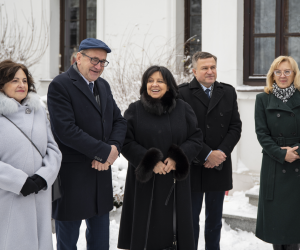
left=255, top=91, right=300, bottom=244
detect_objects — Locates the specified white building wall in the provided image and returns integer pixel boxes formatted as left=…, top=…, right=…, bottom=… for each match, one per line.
left=202, top=0, right=262, bottom=192
left=0, top=0, right=60, bottom=96
left=97, top=0, right=185, bottom=75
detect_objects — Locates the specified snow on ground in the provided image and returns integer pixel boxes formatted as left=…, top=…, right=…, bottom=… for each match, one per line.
left=52, top=190, right=272, bottom=250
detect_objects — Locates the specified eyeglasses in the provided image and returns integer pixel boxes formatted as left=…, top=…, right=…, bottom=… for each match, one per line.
left=273, top=70, right=293, bottom=76
left=81, top=52, right=109, bottom=67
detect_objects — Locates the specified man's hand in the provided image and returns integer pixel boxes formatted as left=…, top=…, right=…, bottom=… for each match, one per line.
left=153, top=161, right=167, bottom=175
left=281, top=146, right=300, bottom=163
left=107, top=145, right=119, bottom=165
left=204, top=161, right=215, bottom=168
left=207, top=150, right=226, bottom=166
left=92, top=160, right=110, bottom=171
left=164, top=157, right=176, bottom=173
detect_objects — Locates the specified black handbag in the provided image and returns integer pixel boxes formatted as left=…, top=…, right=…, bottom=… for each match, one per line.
left=3, top=115, right=61, bottom=202
left=144, top=175, right=177, bottom=250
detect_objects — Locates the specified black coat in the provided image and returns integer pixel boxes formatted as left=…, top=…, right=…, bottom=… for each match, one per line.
left=117, top=92, right=203, bottom=250
left=178, top=78, right=242, bottom=192
left=47, top=66, right=127, bottom=221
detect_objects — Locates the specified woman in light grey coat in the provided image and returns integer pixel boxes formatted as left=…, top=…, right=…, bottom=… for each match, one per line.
left=0, top=60, right=62, bottom=250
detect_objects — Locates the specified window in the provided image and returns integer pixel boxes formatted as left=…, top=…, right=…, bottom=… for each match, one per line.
left=60, top=0, right=97, bottom=72
left=244, top=0, right=300, bottom=86
left=185, top=0, right=202, bottom=58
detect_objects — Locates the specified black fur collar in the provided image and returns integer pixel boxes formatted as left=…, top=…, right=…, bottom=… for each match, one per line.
left=140, top=90, right=176, bottom=116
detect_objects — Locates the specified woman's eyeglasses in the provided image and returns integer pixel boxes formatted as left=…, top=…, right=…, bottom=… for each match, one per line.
left=273, top=70, right=293, bottom=76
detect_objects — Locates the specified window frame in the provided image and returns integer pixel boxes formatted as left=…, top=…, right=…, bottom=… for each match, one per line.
left=184, top=0, right=202, bottom=68
left=60, top=0, right=95, bottom=72
left=243, top=0, right=300, bottom=86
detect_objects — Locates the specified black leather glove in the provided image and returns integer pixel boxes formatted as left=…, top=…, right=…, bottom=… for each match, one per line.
left=20, top=177, right=39, bottom=197
left=30, top=174, right=47, bottom=191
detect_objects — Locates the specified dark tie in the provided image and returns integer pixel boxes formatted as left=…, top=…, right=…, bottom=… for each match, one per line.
left=88, top=82, right=93, bottom=93
left=205, top=89, right=211, bottom=100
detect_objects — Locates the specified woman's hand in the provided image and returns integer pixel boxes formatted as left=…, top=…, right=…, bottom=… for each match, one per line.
left=164, top=157, right=176, bottom=173
left=153, top=161, right=167, bottom=175
left=281, top=146, right=300, bottom=163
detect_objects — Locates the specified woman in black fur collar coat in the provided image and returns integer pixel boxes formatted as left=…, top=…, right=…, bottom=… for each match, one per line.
left=118, top=66, right=203, bottom=250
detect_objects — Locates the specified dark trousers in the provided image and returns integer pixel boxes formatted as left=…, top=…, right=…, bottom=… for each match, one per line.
left=55, top=213, right=109, bottom=250
left=191, top=191, right=225, bottom=250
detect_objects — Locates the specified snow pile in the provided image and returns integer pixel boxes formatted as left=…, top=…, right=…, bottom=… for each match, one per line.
left=111, top=155, right=128, bottom=207
left=223, top=191, right=257, bottom=219
left=245, top=185, right=260, bottom=196
left=234, top=159, right=250, bottom=174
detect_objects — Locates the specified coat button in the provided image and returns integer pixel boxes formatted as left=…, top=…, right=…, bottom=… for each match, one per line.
left=221, top=124, right=224, bottom=128
left=291, top=113, right=295, bottom=117
left=277, top=113, right=280, bottom=117
left=220, top=112, right=223, bottom=116
left=103, top=119, right=105, bottom=123
left=25, top=108, right=31, bottom=114
left=293, top=133, right=297, bottom=136
left=221, top=135, right=224, bottom=139
left=282, top=169, right=286, bottom=173
left=295, top=168, right=299, bottom=172
left=279, top=133, right=283, bottom=136
left=207, top=125, right=210, bottom=129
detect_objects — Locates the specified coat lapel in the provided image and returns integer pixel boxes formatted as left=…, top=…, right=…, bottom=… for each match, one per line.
left=207, top=81, right=224, bottom=114
left=190, top=78, right=210, bottom=108
left=68, top=66, right=102, bottom=115
left=94, top=78, right=107, bottom=115
left=286, top=90, right=300, bottom=110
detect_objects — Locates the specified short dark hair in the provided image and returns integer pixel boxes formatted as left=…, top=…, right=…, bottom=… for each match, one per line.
left=140, top=65, right=178, bottom=97
left=0, top=60, right=36, bottom=93
left=192, top=51, right=217, bottom=69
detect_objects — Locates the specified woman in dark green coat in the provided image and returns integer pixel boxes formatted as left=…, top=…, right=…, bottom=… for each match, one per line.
left=255, top=56, right=300, bottom=250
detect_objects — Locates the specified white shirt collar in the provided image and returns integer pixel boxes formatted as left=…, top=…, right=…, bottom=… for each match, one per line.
left=79, top=72, right=94, bottom=87
left=199, top=83, right=213, bottom=91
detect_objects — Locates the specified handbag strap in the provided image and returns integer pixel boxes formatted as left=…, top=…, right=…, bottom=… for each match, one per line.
left=173, top=178, right=177, bottom=248
left=144, top=175, right=156, bottom=250
left=2, top=115, right=43, bottom=158
left=144, top=175, right=177, bottom=250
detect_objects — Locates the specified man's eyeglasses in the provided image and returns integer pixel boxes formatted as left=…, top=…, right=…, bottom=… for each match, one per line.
left=81, top=52, right=109, bottom=67
left=273, top=70, right=293, bottom=76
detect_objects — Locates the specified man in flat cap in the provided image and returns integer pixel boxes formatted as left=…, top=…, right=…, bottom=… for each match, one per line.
left=48, top=38, right=127, bottom=250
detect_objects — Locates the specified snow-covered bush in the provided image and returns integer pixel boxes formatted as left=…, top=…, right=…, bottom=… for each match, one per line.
left=111, top=155, right=128, bottom=208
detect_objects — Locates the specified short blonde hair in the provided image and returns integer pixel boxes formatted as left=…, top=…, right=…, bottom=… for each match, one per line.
left=265, top=56, right=300, bottom=94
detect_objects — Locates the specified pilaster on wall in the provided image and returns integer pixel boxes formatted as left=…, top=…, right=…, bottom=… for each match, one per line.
left=97, top=0, right=105, bottom=41
left=202, top=0, right=243, bottom=88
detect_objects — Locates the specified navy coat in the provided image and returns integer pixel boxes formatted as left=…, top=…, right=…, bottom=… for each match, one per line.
left=178, top=79, right=242, bottom=192
left=48, top=65, right=127, bottom=221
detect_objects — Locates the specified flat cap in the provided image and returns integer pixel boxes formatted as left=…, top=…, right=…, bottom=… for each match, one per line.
left=78, top=38, right=111, bottom=53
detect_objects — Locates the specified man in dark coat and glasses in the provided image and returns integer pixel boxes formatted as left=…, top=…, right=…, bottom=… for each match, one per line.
left=47, top=38, right=127, bottom=250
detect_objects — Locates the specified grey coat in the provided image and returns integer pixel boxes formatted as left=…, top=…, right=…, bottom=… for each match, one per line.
left=0, top=92, right=62, bottom=250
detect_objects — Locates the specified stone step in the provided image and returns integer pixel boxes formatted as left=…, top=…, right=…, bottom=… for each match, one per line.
left=245, top=193, right=259, bottom=207
left=222, top=213, right=257, bottom=233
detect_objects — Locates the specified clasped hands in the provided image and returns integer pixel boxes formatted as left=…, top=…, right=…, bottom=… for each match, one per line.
left=92, top=145, right=119, bottom=171
left=281, top=146, right=300, bottom=163
left=204, top=150, right=227, bottom=168
left=153, top=158, right=176, bottom=175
